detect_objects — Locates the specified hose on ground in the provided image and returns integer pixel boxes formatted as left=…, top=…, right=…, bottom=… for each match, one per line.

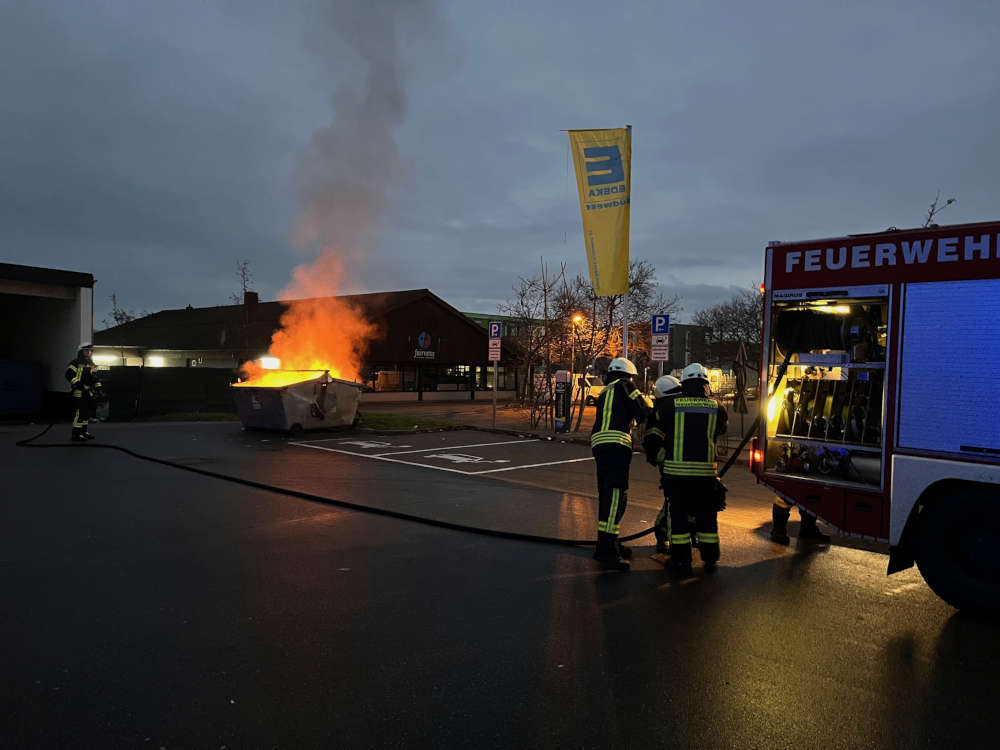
left=16, top=419, right=758, bottom=548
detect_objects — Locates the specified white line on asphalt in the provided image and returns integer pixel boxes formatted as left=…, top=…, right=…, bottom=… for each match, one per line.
left=290, top=442, right=476, bottom=474
left=375, top=439, right=539, bottom=456
left=291, top=440, right=595, bottom=477
left=468, top=457, right=594, bottom=474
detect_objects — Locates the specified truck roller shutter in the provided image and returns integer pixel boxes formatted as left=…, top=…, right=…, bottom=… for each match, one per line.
left=897, top=279, right=1000, bottom=456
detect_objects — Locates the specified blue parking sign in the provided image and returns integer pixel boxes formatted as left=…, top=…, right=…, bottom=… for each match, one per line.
left=489, top=321, right=502, bottom=339
left=652, top=314, right=670, bottom=334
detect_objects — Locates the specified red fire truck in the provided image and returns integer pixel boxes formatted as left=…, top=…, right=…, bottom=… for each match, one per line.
left=752, top=220, right=1000, bottom=610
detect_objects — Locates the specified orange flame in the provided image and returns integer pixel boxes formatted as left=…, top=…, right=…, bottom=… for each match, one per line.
left=238, top=250, right=378, bottom=387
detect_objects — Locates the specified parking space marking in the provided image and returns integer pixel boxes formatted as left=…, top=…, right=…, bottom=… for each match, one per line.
left=291, top=442, right=475, bottom=474
left=290, top=438, right=594, bottom=477
left=375, top=439, right=538, bottom=456
left=469, top=457, right=594, bottom=474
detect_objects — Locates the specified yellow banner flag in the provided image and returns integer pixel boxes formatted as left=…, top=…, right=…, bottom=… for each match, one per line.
left=569, top=127, right=631, bottom=296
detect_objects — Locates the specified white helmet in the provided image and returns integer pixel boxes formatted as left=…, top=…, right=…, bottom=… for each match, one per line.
left=608, top=357, right=638, bottom=376
left=681, top=363, right=710, bottom=382
left=654, top=375, right=681, bottom=397
left=79, top=341, right=92, bottom=349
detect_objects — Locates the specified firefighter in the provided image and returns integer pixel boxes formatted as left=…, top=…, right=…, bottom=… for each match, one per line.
left=647, top=363, right=728, bottom=577
left=643, top=374, right=682, bottom=554
left=770, top=500, right=831, bottom=544
left=65, top=343, right=102, bottom=442
left=590, top=357, right=652, bottom=571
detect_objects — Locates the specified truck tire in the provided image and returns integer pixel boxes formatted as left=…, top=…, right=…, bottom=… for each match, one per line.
left=915, top=487, right=1000, bottom=612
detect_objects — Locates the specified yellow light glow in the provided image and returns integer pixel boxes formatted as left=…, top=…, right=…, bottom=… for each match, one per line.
left=813, top=305, right=851, bottom=314
left=232, top=370, right=324, bottom=388
left=260, top=356, right=281, bottom=370
left=572, top=314, right=584, bottom=324
left=767, top=395, right=779, bottom=422
left=92, top=355, right=117, bottom=364
left=147, top=356, right=165, bottom=367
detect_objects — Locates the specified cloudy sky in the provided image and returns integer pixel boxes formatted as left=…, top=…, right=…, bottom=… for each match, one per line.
left=2, top=0, right=997, bottom=326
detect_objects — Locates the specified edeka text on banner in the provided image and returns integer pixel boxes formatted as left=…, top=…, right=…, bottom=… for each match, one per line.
left=569, top=128, right=631, bottom=296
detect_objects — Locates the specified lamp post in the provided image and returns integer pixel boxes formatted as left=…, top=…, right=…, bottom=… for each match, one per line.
left=570, top=314, right=583, bottom=375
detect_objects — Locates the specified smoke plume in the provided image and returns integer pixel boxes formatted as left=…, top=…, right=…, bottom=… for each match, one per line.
left=247, top=0, right=442, bottom=383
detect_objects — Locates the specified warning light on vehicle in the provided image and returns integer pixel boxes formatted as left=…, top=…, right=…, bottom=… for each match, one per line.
left=759, top=282, right=765, bottom=294
left=749, top=436, right=761, bottom=471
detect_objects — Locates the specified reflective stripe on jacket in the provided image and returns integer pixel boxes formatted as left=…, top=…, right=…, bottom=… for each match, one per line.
left=591, top=379, right=652, bottom=449
left=644, top=388, right=727, bottom=477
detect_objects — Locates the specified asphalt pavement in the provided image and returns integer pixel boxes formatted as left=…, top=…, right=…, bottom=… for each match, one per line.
left=3, top=421, right=998, bottom=748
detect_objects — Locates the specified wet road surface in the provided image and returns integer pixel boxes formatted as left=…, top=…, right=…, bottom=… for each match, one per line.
left=2, top=422, right=997, bottom=748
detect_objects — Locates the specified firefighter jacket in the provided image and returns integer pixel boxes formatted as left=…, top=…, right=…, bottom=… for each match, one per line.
left=65, top=356, right=101, bottom=398
left=643, top=380, right=727, bottom=477
left=590, top=377, right=653, bottom=449
left=643, top=393, right=678, bottom=466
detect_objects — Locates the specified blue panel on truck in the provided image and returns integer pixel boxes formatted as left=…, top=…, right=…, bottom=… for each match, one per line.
left=898, top=279, right=1000, bottom=456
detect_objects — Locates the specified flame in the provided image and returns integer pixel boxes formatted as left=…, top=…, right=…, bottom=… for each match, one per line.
left=232, top=368, right=325, bottom=388
left=237, top=250, right=378, bottom=387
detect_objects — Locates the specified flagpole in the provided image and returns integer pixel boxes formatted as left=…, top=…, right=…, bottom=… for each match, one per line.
left=623, top=124, right=631, bottom=360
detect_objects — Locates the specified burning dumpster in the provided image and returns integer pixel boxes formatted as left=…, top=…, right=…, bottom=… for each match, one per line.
left=231, top=369, right=362, bottom=432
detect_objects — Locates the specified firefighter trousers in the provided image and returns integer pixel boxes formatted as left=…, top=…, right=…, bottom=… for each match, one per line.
left=71, top=394, right=94, bottom=437
left=666, top=477, right=720, bottom=568
left=593, top=444, right=632, bottom=557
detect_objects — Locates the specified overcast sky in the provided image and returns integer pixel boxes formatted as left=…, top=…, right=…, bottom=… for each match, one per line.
left=2, top=0, right=998, bottom=327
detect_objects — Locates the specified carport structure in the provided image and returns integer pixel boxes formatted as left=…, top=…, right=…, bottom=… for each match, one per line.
left=0, top=262, right=93, bottom=417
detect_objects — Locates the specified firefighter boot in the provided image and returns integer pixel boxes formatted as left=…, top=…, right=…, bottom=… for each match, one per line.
left=654, top=508, right=670, bottom=554
left=594, top=532, right=630, bottom=571
left=798, top=511, right=831, bottom=543
left=770, top=503, right=791, bottom=545
left=617, top=539, right=633, bottom=559
left=71, top=427, right=87, bottom=443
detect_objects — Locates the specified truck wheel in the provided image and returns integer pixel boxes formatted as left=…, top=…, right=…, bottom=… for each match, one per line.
left=915, top=487, right=1000, bottom=612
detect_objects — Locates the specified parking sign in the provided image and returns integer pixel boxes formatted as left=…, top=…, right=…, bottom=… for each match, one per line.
left=652, top=314, right=670, bottom=334
left=489, top=321, right=502, bottom=339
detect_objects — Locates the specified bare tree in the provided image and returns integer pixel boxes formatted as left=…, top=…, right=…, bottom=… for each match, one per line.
left=100, top=293, right=147, bottom=329
left=498, top=259, right=567, bottom=426
left=692, top=284, right=764, bottom=367
left=923, top=190, right=956, bottom=227
left=560, top=260, right=681, bottom=371
left=228, top=259, right=254, bottom=303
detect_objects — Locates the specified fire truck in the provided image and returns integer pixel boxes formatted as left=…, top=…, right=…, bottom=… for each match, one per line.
left=751, top=220, right=1000, bottom=610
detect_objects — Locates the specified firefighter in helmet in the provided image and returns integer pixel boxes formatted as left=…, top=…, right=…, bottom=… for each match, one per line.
left=590, top=357, right=652, bottom=571
left=65, top=343, right=102, bottom=442
left=643, top=374, right=682, bottom=554
left=644, top=363, right=728, bottom=577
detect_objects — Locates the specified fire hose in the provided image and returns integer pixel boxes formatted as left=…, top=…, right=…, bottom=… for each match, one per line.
left=16, top=419, right=759, bottom=549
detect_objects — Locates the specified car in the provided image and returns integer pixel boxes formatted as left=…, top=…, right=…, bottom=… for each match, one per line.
left=581, top=375, right=604, bottom=405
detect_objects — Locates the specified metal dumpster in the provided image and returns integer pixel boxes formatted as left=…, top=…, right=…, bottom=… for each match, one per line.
left=231, top=370, right=362, bottom=432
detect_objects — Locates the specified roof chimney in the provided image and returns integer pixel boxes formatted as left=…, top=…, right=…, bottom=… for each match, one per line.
left=244, top=291, right=259, bottom=306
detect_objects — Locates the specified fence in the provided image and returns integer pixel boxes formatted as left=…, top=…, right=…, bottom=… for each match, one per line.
left=99, top=367, right=240, bottom=420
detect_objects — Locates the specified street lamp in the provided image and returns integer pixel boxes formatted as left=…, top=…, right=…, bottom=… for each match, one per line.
left=570, top=314, right=584, bottom=374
